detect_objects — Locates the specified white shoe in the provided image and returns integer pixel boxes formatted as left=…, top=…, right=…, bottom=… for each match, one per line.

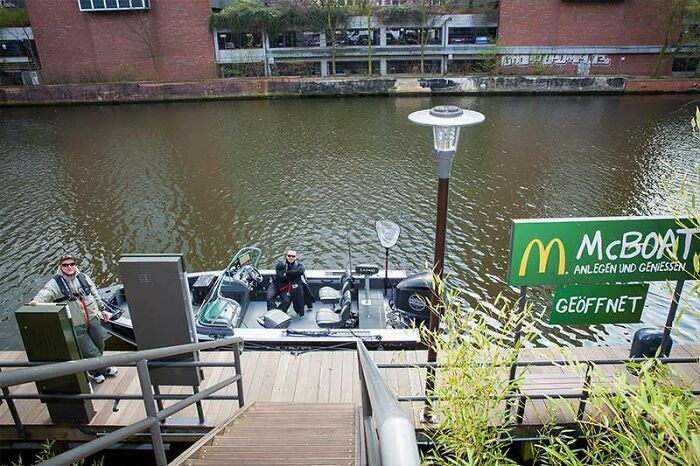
left=88, top=372, right=105, bottom=384
left=105, top=367, right=119, bottom=377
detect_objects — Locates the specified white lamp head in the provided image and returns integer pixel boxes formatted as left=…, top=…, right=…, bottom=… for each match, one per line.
left=409, top=105, right=485, bottom=178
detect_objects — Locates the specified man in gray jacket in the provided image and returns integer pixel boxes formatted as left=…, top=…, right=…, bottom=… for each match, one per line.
left=29, top=254, right=117, bottom=384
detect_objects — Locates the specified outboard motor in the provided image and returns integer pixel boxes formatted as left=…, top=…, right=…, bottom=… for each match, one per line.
left=393, top=271, right=433, bottom=326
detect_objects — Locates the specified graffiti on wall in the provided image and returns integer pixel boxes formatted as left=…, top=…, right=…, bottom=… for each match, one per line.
left=501, top=54, right=612, bottom=68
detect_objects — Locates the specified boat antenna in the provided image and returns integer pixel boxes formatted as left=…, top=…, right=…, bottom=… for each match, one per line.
left=346, top=227, right=353, bottom=274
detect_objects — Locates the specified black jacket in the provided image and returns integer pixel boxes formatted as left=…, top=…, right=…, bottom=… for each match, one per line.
left=273, top=259, right=305, bottom=288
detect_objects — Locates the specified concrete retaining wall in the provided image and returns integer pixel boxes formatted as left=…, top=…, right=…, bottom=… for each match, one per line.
left=1, top=76, right=696, bottom=106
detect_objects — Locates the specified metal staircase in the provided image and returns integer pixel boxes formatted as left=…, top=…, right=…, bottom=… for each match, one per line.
left=171, top=402, right=358, bottom=465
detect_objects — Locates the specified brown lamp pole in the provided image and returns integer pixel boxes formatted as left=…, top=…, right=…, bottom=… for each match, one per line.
left=408, top=105, right=485, bottom=422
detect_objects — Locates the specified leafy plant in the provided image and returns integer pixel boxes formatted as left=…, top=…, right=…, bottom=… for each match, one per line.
left=1, top=439, right=105, bottom=466
left=211, top=1, right=281, bottom=35
left=422, top=282, right=539, bottom=465
left=0, top=7, right=28, bottom=28
left=535, top=360, right=700, bottom=465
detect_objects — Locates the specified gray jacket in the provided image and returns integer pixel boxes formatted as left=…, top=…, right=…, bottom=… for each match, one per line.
left=32, top=266, right=104, bottom=327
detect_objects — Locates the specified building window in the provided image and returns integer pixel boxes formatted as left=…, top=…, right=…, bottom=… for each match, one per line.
left=340, top=29, right=380, bottom=46
left=0, top=40, right=26, bottom=58
left=334, top=60, right=381, bottom=76
left=447, top=27, right=497, bottom=45
left=78, top=0, right=150, bottom=11
left=386, top=28, right=442, bottom=46
left=273, top=61, right=321, bottom=77
left=217, top=32, right=262, bottom=50
left=387, top=59, right=441, bottom=74
left=274, top=31, right=320, bottom=48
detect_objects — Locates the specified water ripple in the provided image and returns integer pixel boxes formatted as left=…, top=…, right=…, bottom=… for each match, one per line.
left=0, top=95, right=698, bottom=349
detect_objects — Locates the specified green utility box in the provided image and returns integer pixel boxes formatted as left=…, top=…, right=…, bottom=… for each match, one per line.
left=16, top=304, right=96, bottom=424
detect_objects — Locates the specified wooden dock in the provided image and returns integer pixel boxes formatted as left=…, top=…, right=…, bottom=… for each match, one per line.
left=1, top=344, right=699, bottom=445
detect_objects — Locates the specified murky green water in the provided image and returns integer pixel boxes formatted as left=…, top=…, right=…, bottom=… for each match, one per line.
left=0, top=95, right=698, bottom=350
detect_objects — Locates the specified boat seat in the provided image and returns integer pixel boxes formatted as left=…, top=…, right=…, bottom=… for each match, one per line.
left=318, top=270, right=352, bottom=307
left=257, top=309, right=292, bottom=329
left=316, top=291, right=353, bottom=328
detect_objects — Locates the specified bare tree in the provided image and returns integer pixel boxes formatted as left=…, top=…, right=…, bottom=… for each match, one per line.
left=652, top=0, right=687, bottom=78
left=127, top=11, right=159, bottom=79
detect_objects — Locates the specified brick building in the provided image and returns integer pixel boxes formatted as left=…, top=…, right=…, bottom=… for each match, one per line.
left=25, top=0, right=216, bottom=84
left=498, top=0, right=676, bottom=76
left=7, top=0, right=684, bottom=84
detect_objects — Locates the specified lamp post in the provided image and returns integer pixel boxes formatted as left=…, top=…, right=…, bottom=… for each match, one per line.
left=408, top=105, right=485, bottom=421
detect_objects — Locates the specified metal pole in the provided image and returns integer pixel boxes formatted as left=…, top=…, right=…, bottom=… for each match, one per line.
left=233, top=343, right=245, bottom=408
left=660, top=280, right=685, bottom=355
left=136, top=360, right=167, bottom=466
left=384, top=247, right=389, bottom=296
left=423, top=177, right=450, bottom=420
left=153, top=385, right=164, bottom=412
left=193, top=385, right=205, bottom=424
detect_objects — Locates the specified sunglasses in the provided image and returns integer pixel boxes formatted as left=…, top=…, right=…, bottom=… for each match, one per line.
left=61, top=262, right=76, bottom=268
left=287, top=254, right=296, bottom=258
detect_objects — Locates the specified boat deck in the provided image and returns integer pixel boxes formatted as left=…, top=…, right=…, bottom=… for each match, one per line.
left=241, top=289, right=387, bottom=330
left=1, top=344, right=699, bottom=444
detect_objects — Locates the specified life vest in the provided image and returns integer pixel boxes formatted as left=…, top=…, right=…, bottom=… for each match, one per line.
left=53, top=273, right=91, bottom=302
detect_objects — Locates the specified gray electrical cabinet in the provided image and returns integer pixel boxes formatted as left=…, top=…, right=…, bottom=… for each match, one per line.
left=118, top=255, right=202, bottom=386
left=15, top=304, right=96, bottom=424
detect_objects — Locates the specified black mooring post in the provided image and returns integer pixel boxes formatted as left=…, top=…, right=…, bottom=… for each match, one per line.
left=660, top=280, right=685, bottom=355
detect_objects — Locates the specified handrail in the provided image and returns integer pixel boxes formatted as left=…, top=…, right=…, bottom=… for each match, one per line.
left=0, top=337, right=244, bottom=466
left=374, top=356, right=699, bottom=369
left=371, top=353, right=700, bottom=428
left=0, top=337, right=241, bottom=388
left=356, top=339, right=420, bottom=466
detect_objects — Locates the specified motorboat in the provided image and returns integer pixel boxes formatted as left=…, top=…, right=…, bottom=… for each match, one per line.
left=99, top=222, right=432, bottom=348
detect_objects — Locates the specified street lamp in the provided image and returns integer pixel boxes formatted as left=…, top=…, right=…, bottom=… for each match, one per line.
left=408, top=105, right=485, bottom=421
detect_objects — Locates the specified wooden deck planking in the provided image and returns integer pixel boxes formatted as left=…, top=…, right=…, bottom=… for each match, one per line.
left=1, top=344, right=699, bottom=443
left=281, top=352, right=301, bottom=402
left=172, top=402, right=357, bottom=466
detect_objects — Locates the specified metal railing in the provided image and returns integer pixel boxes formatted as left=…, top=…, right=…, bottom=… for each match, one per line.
left=374, top=354, right=700, bottom=429
left=356, top=339, right=420, bottom=466
left=0, top=337, right=244, bottom=466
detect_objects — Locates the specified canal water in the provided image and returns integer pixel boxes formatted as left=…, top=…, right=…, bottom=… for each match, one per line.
left=0, top=95, right=698, bottom=350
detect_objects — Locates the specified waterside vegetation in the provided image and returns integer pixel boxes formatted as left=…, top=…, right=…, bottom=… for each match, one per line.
left=420, top=281, right=700, bottom=465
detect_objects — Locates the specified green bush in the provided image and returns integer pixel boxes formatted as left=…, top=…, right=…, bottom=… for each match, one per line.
left=422, top=285, right=538, bottom=465
left=220, top=62, right=265, bottom=78
left=423, top=271, right=700, bottom=465
left=0, top=8, right=29, bottom=27
left=536, top=360, right=700, bottom=465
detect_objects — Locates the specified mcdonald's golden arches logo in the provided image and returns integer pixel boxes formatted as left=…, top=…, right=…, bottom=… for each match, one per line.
left=518, top=238, right=566, bottom=277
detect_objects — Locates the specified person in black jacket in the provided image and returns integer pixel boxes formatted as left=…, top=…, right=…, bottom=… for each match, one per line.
left=267, top=249, right=306, bottom=316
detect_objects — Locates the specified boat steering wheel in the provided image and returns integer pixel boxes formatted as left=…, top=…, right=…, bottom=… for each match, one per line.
left=241, top=265, right=263, bottom=284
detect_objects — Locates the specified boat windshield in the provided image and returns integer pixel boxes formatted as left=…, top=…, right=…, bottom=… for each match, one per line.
left=224, top=247, right=261, bottom=278
left=197, top=298, right=240, bottom=327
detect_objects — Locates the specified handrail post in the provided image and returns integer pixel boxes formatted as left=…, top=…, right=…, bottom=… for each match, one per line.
left=1, top=388, right=25, bottom=440
left=234, top=342, right=245, bottom=408
left=192, top=385, right=205, bottom=424
left=136, top=359, right=167, bottom=466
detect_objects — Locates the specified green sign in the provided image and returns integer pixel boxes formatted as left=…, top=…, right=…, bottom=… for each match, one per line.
left=550, top=284, right=649, bottom=325
left=508, top=216, right=699, bottom=286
